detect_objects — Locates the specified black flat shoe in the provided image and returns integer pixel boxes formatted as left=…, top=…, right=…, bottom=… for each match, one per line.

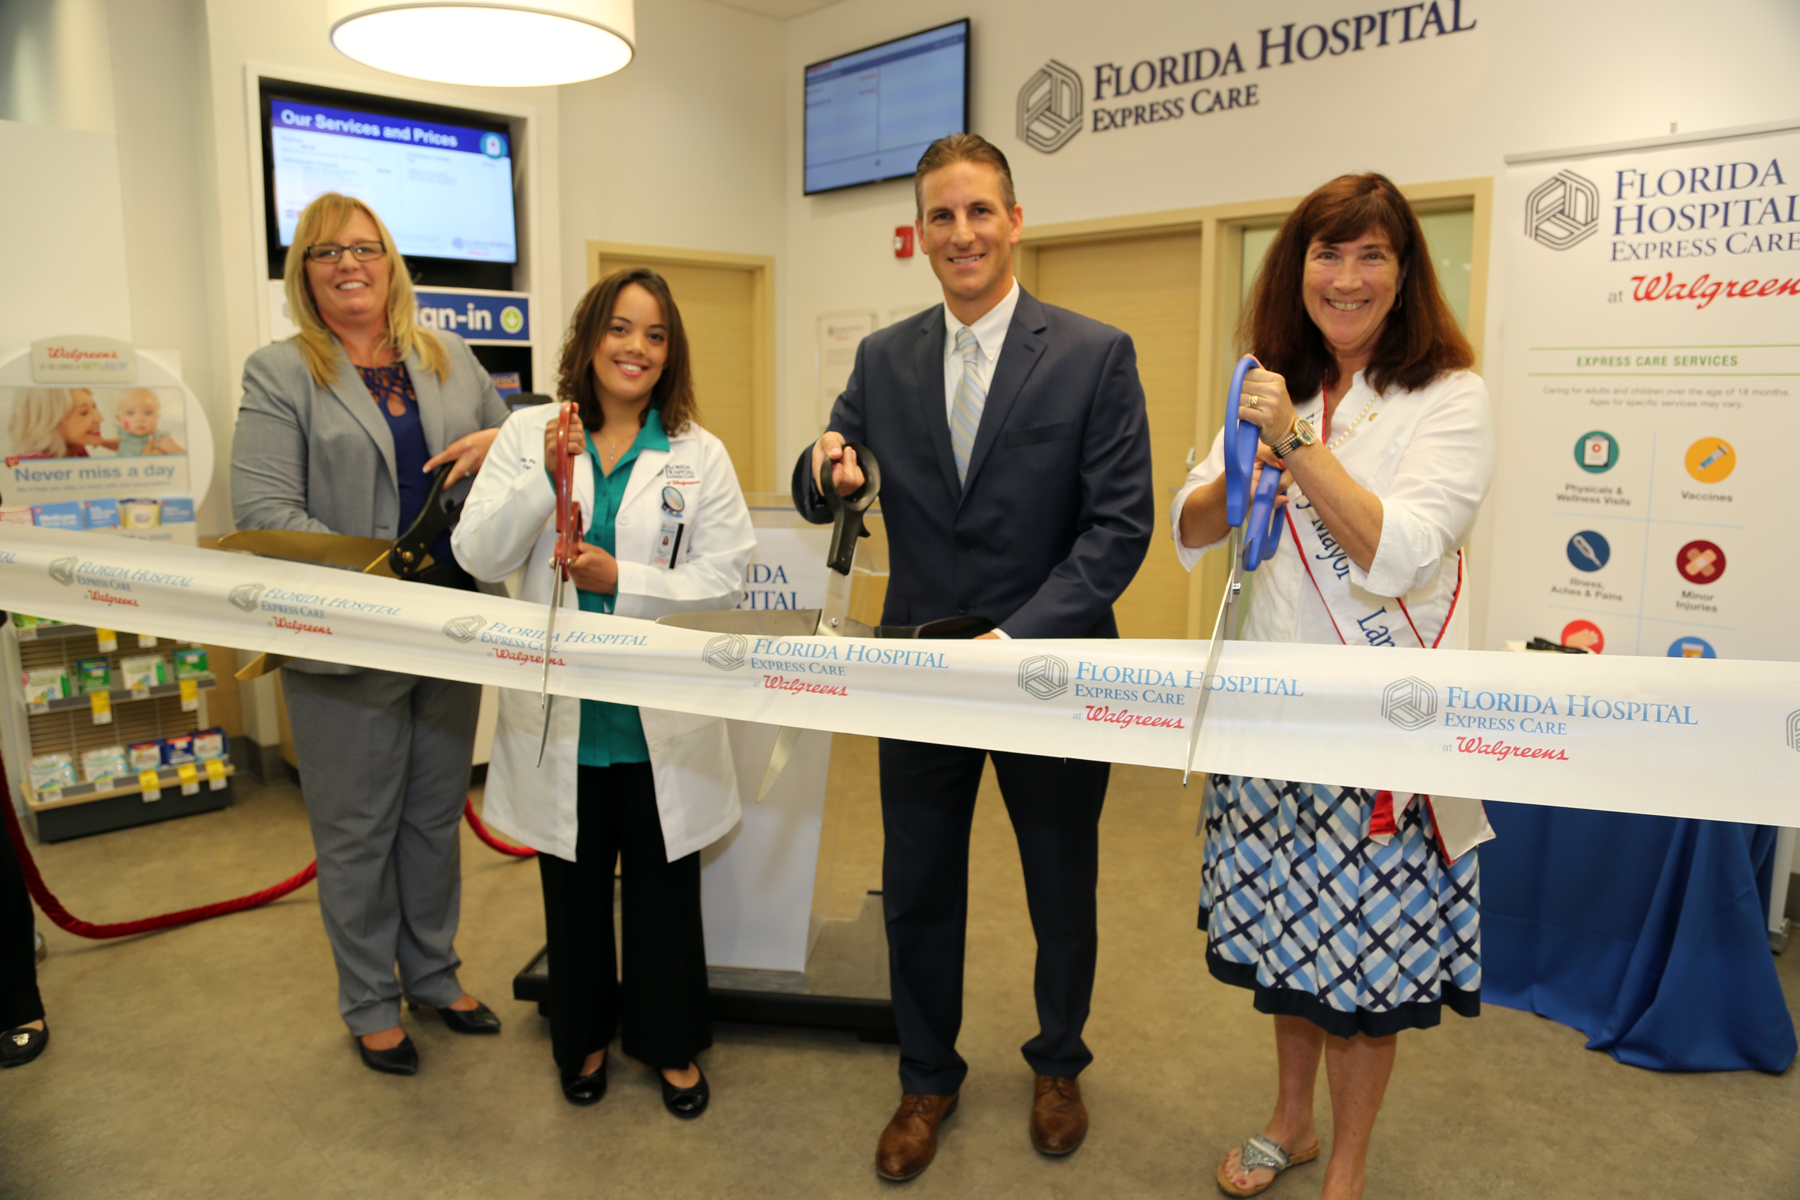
left=411, top=999, right=502, bottom=1035
left=660, top=1064, right=709, bottom=1119
left=561, top=1059, right=608, bottom=1106
left=358, top=1034, right=418, bottom=1076
left=0, top=1024, right=48, bottom=1069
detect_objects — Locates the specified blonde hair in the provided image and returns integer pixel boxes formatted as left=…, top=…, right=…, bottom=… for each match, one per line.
left=283, top=193, right=448, bottom=388
left=8, top=388, right=81, bottom=457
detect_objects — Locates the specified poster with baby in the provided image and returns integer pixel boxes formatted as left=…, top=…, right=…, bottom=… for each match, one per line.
left=0, top=337, right=212, bottom=546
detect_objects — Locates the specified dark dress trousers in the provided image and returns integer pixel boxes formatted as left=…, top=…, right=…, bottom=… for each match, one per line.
left=792, top=288, right=1155, bottom=1094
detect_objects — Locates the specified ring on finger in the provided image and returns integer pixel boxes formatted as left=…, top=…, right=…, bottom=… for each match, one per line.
left=1244, top=395, right=1261, bottom=410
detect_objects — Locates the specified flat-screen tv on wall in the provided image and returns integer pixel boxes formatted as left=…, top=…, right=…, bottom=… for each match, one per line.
left=259, top=79, right=518, bottom=292
left=804, top=19, right=969, bottom=196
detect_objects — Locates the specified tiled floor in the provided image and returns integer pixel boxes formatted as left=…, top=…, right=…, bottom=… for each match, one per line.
left=4, top=736, right=1797, bottom=1198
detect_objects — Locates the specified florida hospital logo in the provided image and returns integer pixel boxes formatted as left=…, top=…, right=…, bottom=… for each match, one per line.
left=1018, top=60, right=1082, bottom=154
left=1525, top=170, right=1600, bottom=250
left=442, top=614, right=487, bottom=644
left=228, top=583, right=265, bottom=612
left=1017, top=653, right=1070, bottom=700
left=702, top=633, right=748, bottom=672
left=1787, top=710, right=1800, bottom=753
left=1381, top=676, right=1438, bottom=731
left=47, top=556, right=77, bottom=587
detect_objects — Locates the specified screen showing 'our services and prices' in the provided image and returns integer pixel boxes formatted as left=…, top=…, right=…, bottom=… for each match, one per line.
left=268, top=99, right=517, bottom=264
left=804, top=20, right=967, bottom=195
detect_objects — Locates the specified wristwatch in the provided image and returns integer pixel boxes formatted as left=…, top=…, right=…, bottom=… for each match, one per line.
left=1269, top=415, right=1319, bottom=458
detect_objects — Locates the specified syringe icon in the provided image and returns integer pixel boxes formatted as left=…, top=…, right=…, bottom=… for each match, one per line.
left=1572, top=534, right=1604, bottom=568
left=1697, top=442, right=1730, bottom=470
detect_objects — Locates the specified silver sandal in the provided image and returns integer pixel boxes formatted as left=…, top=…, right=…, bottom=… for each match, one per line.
left=1216, top=1133, right=1321, bottom=1197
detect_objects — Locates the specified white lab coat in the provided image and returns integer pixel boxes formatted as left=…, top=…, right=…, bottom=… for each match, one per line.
left=452, top=403, right=756, bottom=862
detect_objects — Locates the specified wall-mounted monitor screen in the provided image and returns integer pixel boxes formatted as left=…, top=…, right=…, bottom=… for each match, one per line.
left=804, top=19, right=969, bottom=196
left=259, top=80, right=517, bottom=291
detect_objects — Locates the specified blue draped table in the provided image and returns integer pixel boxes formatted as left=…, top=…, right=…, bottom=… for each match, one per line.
left=1480, top=802, right=1796, bottom=1072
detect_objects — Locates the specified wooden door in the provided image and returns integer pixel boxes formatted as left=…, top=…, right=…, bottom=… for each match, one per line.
left=1031, top=231, right=1202, bottom=640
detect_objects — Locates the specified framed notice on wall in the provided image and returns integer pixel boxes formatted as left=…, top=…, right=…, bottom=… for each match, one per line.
left=815, top=311, right=876, bottom=428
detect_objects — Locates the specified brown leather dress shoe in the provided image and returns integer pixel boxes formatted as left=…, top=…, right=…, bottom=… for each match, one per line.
left=1029, top=1074, right=1087, bottom=1156
left=875, top=1092, right=959, bottom=1181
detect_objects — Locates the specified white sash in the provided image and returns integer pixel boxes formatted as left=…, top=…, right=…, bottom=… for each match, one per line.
left=1283, top=497, right=1493, bottom=862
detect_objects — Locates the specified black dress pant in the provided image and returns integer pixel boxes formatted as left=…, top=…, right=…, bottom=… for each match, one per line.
left=1, top=816, right=46, bottom=1031
left=537, top=762, right=710, bottom=1079
left=878, top=738, right=1109, bottom=1095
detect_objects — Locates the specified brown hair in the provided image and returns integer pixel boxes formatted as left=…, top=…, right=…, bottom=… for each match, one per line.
left=557, top=268, right=697, bottom=436
left=1239, top=172, right=1472, bottom=400
left=914, top=133, right=1018, bottom=219
left=283, top=193, right=447, bottom=388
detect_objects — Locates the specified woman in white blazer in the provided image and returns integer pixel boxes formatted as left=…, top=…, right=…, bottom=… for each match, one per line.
left=453, top=269, right=754, bottom=1115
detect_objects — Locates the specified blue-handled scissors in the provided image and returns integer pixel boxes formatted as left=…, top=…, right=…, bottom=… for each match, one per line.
left=1182, top=355, right=1287, bottom=784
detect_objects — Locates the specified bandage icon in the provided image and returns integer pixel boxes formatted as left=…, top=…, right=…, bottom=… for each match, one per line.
left=1683, top=546, right=1718, bottom=578
left=1571, top=534, right=1603, bottom=568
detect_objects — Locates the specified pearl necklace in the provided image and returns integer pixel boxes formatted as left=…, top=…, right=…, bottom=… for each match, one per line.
left=1325, top=391, right=1380, bottom=451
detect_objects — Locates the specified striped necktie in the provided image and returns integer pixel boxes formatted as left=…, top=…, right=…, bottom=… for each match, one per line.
left=949, top=326, right=984, bottom=486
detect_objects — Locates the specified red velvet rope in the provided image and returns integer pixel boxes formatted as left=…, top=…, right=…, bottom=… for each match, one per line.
left=2, top=757, right=532, bottom=941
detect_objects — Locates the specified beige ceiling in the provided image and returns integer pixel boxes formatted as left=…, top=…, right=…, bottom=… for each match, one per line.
left=705, top=0, right=844, bottom=19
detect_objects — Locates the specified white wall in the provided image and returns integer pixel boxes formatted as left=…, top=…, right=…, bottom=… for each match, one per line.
left=780, top=0, right=1800, bottom=645
left=556, top=0, right=788, bottom=473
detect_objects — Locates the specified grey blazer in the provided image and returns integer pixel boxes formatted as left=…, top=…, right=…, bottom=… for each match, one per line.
left=230, top=331, right=509, bottom=673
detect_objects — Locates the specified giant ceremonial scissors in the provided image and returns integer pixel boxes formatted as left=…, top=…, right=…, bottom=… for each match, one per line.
left=1181, top=355, right=1286, bottom=783
left=218, top=463, right=471, bottom=681
left=537, top=403, right=587, bottom=765
left=655, top=443, right=992, bottom=800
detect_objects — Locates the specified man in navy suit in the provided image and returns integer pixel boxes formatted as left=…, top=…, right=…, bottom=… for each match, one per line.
left=792, top=134, right=1155, bottom=1181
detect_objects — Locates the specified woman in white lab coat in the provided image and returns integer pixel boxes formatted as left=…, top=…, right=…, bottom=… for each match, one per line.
left=453, top=269, right=755, bottom=1114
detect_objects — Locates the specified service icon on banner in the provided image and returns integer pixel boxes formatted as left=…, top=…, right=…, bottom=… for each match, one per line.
left=1566, top=530, right=1609, bottom=572
left=1574, top=430, right=1618, bottom=474
left=1668, top=636, right=1716, bottom=659
left=1561, top=619, right=1604, bottom=654
left=1684, top=437, right=1736, bottom=484
left=1675, top=539, right=1726, bottom=584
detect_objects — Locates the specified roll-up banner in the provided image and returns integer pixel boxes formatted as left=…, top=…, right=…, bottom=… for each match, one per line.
left=2, top=524, right=1797, bottom=828
left=1492, top=121, right=1800, bottom=664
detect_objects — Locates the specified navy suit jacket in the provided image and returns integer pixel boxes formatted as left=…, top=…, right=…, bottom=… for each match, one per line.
left=792, top=287, right=1154, bottom=639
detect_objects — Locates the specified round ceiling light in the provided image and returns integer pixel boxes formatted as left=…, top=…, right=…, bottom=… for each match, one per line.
left=327, top=1, right=635, bottom=88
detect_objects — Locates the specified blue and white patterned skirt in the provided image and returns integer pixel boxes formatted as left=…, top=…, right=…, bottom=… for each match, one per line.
left=1199, top=774, right=1481, bottom=1037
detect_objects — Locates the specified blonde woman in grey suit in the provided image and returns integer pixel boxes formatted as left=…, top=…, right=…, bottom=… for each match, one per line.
left=231, top=193, right=510, bottom=1076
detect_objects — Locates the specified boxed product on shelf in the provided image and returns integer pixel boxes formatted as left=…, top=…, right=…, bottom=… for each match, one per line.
left=160, top=496, right=195, bottom=525
left=83, top=498, right=122, bottom=530
left=164, top=733, right=196, bottom=765
left=127, top=740, right=164, bottom=771
left=193, top=727, right=227, bottom=760
left=118, top=653, right=167, bottom=689
left=119, top=498, right=161, bottom=530
left=22, top=667, right=70, bottom=704
left=74, top=655, right=113, bottom=694
left=172, top=646, right=210, bottom=678
left=30, top=501, right=84, bottom=530
left=81, top=746, right=128, bottom=784
left=0, top=506, right=33, bottom=525
left=29, top=753, right=77, bottom=791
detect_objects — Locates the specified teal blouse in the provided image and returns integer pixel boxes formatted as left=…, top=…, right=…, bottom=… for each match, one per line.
left=574, top=410, right=670, bottom=767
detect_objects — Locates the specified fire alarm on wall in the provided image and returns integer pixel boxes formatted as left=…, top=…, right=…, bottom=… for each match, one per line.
left=893, top=226, right=914, bottom=258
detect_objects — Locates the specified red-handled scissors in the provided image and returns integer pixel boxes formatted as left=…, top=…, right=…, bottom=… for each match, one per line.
left=539, top=403, right=584, bottom=765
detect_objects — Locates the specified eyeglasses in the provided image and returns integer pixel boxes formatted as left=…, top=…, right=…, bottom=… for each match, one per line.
left=305, top=242, right=387, bottom=263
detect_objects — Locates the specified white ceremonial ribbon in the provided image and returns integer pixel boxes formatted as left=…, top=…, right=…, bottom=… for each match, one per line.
left=3, top=524, right=1798, bottom=827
